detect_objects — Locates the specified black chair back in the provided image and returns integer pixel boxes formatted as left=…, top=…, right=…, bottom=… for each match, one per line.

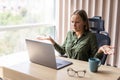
left=89, top=16, right=111, bottom=65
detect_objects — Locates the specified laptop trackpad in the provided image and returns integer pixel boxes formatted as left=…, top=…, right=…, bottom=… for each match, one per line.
left=56, top=59, right=72, bottom=69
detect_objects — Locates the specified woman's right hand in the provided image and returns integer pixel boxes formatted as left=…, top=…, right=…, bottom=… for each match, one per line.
left=37, top=35, right=51, bottom=40
left=37, top=35, right=55, bottom=45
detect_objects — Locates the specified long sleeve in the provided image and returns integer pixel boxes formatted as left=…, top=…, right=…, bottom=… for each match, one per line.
left=94, top=52, right=104, bottom=60
left=53, top=32, right=70, bottom=56
left=54, top=42, right=66, bottom=55
left=89, top=33, right=98, bottom=58
left=90, top=33, right=104, bottom=60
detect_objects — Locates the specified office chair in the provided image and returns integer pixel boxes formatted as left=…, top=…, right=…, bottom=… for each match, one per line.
left=89, top=16, right=111, bottom=65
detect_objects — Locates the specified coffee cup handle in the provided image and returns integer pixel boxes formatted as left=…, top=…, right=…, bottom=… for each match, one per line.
left=98, top=61, right=101, bottom=67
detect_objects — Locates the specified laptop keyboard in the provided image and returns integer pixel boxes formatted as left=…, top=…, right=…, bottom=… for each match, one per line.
left=57, top=63, right=62, bottom=66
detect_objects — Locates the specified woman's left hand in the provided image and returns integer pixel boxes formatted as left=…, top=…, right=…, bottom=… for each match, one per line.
left=98, top=45, right=114, bottom=55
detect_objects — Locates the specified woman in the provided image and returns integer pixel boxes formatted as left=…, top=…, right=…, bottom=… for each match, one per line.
left=37, top=10, right=114, bottom=61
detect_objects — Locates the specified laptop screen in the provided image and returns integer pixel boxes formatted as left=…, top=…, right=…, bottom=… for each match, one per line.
left=25, top=39, right=72, bottom=69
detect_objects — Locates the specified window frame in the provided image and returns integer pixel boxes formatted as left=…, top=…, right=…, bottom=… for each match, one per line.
left=0, top=0, right=56, bottom=56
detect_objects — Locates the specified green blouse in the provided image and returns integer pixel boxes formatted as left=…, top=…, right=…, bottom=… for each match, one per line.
left=54, top=31, right=103, bottom=61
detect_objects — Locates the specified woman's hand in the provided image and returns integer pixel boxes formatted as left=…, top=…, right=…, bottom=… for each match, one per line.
left=97, top=45, right=114, bottom=55
left=37, top=35, right=51, bottom=40
left=37, top=35, right=55, bottom=45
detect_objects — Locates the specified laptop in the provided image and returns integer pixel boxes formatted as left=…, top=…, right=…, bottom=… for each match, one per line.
left=25, top=39, right=72, bottom=70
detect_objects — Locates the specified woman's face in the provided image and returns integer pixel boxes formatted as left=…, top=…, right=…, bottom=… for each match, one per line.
left=71, top=14, right=85, bottom=32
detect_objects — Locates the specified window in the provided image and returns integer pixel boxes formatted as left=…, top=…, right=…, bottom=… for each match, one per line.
left=0, top=0, right=55, bottom=56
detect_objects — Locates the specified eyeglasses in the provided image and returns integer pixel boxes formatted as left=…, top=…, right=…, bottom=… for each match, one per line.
left=67, top=68, right=86, bottom=78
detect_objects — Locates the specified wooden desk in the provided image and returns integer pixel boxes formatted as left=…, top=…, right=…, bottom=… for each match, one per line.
left=0, top=67, right=3, bottom=79
left=2, top=57, right=120, bottom=80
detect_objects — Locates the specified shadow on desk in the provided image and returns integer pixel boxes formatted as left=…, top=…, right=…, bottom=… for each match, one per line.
left=97, top=70, right=116, bottom=74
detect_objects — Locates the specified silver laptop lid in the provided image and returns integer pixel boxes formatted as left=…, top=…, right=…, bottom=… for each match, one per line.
left=25, top=39, right=57, bottom=69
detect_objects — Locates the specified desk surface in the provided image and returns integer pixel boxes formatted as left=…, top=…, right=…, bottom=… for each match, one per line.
left=2, top=57, right=120, bottom=80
